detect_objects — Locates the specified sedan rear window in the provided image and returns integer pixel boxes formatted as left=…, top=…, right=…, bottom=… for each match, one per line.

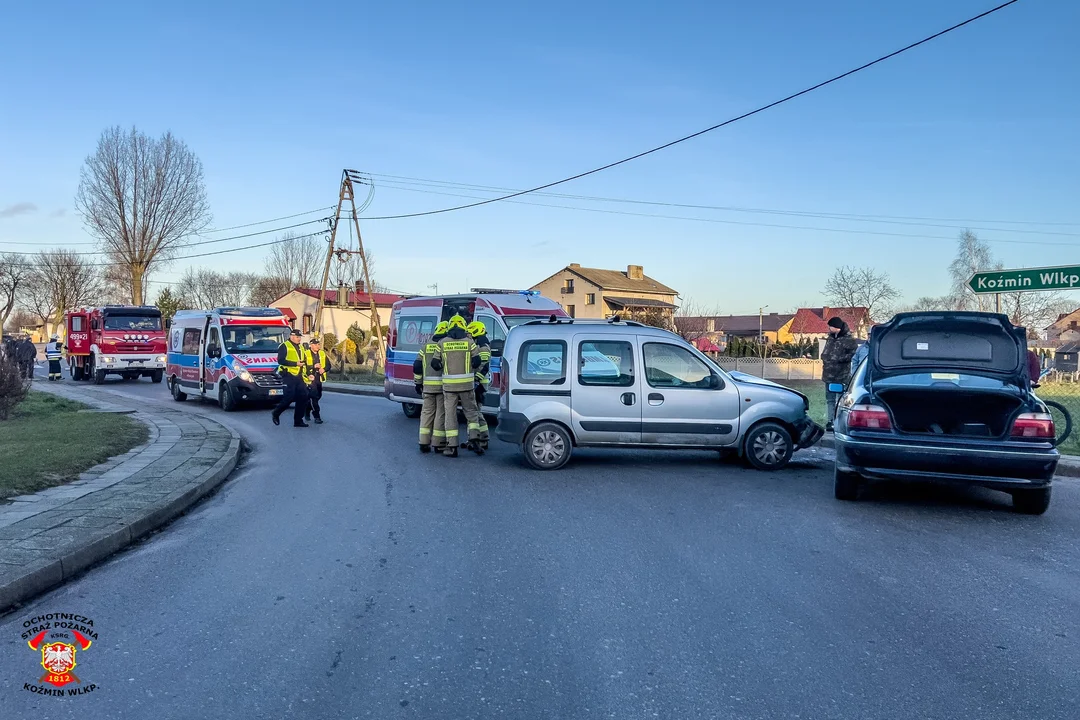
left=873, top=372, right=1015, bottom=390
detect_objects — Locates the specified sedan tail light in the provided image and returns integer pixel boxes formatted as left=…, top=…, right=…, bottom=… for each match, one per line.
left=1010, top=412, right=1055, bottom=439
left=848, top=404, right=892, bottom=431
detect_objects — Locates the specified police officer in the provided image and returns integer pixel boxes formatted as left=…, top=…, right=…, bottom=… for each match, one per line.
left=305, top=336, right=330, bottom=424
left=414, top=321, right=449, bottom=453
left=44, top=335, right=63, bottom=381
left=431, top=315, right=482, bottom=457
left=467, top=320, right=491, bottom=449
left=272, top=327, right=311, bottom=427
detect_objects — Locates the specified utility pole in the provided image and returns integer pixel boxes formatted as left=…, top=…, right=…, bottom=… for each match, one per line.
left=759, top=305, right=769, bottom=377
left=313, top=170, right=385, bottom=370
left=428, top=283, right=438, bottom=296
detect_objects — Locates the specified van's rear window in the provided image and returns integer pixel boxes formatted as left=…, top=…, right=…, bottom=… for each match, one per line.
left=518, top=340, right=566, bottom=385
left=394, top=316, right=438, bottom=351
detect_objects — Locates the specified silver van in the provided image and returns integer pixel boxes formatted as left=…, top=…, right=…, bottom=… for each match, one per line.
left=494, top=319, right=824, bottom=470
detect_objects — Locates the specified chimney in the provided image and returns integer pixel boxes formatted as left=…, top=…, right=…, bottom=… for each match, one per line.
left=627, top=264, right=644, bottom=281
left=569, top=263, right=581, bottom=268
left=337, top=285, right=347, bottom=307
left=355, top=279, right=365, bottom=295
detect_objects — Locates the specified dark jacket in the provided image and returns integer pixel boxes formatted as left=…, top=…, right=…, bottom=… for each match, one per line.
left=1027, top=350, right=1042, bottom=385
left=16, top=339, right=37, bottom=363
left=821, top=322, right=859, bottom=383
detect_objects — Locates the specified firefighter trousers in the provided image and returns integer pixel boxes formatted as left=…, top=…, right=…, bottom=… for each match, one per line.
left=48, top=359, right=61, bottom=380
left=474, top=384, right=489, bottom=440
left=443, top=389, right=482, bottom=448
left=418, top=392, right=446, bottom=447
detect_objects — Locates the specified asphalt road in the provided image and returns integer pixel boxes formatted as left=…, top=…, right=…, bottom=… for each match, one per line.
left=2, top=377, right=1080, bottom=719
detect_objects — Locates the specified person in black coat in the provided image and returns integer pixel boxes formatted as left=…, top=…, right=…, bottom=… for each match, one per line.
left=16, top=336, right=37, bottom=379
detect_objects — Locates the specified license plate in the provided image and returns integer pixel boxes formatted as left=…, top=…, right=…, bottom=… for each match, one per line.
left=269, top=389, right=283, bottom=396
left=130, top=361, right=143, bottom=366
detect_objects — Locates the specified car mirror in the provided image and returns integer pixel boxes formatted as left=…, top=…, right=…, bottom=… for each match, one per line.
left=709, top=373, right=724, bottom=389
left=207, top=346, right=221, bottom=359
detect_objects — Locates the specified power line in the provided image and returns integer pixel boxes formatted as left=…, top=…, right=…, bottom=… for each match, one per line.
left=366, top=172, right=1080, bottom=231
left=200, top=207, right=336, bottom=233
left=358, top=0, right=1022, bottom=221
left=373, top=180, right=1080, bottom=248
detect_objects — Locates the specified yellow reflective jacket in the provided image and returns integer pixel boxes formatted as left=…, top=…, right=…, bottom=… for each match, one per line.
left=432, top=331, right=480, bottom=391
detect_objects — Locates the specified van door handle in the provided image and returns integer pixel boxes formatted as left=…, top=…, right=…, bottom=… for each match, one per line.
left=620, top=392, right=636, bottom=406
left=648, top=393, right=664, bottom=406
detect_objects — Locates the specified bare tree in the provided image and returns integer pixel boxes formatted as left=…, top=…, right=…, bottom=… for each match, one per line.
left=248, top=275, right=290, bottom=306
left=4, top=308, right=36, bottom=334
left=176, top=267, right=261, bottom=308
left=0, top=253, right=32, bottom=329
left=26, top=249, right=100, bottom=336
left=75, top=126, right=211, bottom=305
left=822, top=266, right=900, bottom=321
left=906, top=296, right=952, bottom=312
left=264, top=231, right=325, bottom=292
left=100, top=261, right=149, bottom=304
left=673, top=297, right=723, bottom=344
left=947, top=230, right=999, bottom=311
left=330, top=249, right=378, bottom=289
left=1000, top=291, right=1075, bottom=336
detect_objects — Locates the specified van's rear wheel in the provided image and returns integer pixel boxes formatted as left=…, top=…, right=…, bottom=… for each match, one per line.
left=1012, top=487, right=1051, bottom=515
left=402, top=402, right=422, bottom=419
left=523, top=423, right=572, bottom=470
left=744, top=422, right=793, bottom=471
left=171, top=377, right=187, bottom=402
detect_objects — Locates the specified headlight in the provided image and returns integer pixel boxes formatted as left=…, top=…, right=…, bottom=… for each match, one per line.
left=157, top=356, right=167, bottom=363
left=229, top=359, right=254, bottom=383
left=102, top=357, right=114, bottom=363
left=124, top=334, right=131, bottom=340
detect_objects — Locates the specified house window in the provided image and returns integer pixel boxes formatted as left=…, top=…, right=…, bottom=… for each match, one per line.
left=566, top=305, right=576, bottom=318
left=563, top=279, right=574, bottom=294
left=586, top=293, right=596, bottom=305
left=302, top=314, right=313, bottom=334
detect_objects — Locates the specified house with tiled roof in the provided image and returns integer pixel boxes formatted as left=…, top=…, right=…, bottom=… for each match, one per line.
left=779, top=306, right=873, bottom=342
left=269, top=282, right=407, bottom=340
left=1045, top=308, right=1080, bottom=344
left=530, top=263, right=679, bottom=320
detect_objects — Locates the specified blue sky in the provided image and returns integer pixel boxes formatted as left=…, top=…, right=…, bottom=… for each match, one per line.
left=1, top=0, right=1078, bottom=313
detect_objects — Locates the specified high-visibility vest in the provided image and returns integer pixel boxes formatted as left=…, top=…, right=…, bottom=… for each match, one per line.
left=435, top=335, right=479, bottom=391
left=278, top=342, right=308, bottom=377
left=305, top=348, right=327, bottom=384
left=45, top=342, right=62, bottom=360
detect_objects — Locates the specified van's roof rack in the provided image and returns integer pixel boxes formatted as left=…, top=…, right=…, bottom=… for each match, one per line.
left=521, top=316, right=645, bottom=327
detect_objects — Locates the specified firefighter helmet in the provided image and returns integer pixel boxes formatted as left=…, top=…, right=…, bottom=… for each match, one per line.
left=434, top=321, right=450, bottom=336
left=467, top=321, right=486, bottom=338
left=448, top=315, right=467, bottom=330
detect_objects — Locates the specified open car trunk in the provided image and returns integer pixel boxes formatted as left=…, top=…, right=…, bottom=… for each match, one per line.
left=876, top=387, right=1023, bottom=438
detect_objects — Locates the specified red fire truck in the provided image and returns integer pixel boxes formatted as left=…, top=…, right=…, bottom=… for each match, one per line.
left=64, top=305, right=168, bottom=384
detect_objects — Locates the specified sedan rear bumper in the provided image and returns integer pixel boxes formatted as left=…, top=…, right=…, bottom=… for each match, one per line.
left=836, top=434, right=1057, bottom=489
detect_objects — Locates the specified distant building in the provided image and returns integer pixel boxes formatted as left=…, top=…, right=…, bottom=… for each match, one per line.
left=780, top=306, right=872, bottom=341
left=675, top=313, right=794, bottom=348
left=1045, top=308, right=1080, bottom=344
left=530, top=264, right=678, bottom=321
left=1055, top=342, right=1080, bottom=374
left=269, top=282, right=406, bottom=340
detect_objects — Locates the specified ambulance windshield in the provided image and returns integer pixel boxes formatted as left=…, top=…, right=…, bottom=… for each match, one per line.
left=222, top=325, right=289, bottom=354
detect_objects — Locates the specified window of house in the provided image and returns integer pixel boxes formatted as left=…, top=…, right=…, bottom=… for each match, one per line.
left=578, top=340, right=634, bottom=386
left=586, top=293, right=596, bottom=305
left=302, top=314, right=313, bottom=334
left=518, top=340, right=566, bottom=385
left=566, top=305, right=576, bottom=318
left=643, top=343, right=713, bottom=389
left=182, top=328, right=201, bottom=355
left=564, top=279, right=574, bottom=292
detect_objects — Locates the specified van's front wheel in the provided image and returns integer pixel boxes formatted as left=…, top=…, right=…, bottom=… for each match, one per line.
left=523, top=423, right=572, bottom=470
left=402, top=402, right=422, bottom=419
left=744, top=422, right=793, bottom=471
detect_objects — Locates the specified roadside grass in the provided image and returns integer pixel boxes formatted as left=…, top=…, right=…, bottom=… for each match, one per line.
left=0, top=392, right=149, bottom=500
left=776, top=378, right=1080, bottom=456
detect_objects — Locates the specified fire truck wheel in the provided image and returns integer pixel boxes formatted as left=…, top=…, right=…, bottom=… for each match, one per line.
left=94, top=369, right=106, bottom=385
left=171, top=377, right=187, bottom=402
left=218, top=383, right=237, bottom=412
left=151, top=370, right=163, bottom=384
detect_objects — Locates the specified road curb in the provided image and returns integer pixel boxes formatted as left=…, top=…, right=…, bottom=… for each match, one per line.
left=815, top=434, right=1080, bottom=478
left=0, top=386, right=242, bottom=613
left=321, top=383, right=384, bottom=397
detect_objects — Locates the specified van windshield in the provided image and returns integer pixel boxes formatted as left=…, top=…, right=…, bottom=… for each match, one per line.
left=222, top=325, right=289, bottom=354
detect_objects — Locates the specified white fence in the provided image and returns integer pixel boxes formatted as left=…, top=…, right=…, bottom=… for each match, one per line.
left=710, top=356, right=823, bottom=381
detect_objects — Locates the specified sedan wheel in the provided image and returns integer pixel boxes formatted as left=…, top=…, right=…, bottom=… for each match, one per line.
left=1012, top=487, right=1051, bottom=515
left=523, top=423, right=572, bottom=470
left=744, top=422, right=793, bottom=471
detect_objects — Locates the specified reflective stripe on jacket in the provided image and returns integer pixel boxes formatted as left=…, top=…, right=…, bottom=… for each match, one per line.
left=45, top=342, right=62, bottom=360
left=475, top=339, right=491, bottom=385
left=277, top=341, right=308, bottom=377
left=413, top=341, right=443, bottom=393
left=433, top=335, right=479, bottom=390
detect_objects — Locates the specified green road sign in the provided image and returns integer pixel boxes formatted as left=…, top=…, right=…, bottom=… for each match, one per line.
left=968, top=265, right=1080, bottom=294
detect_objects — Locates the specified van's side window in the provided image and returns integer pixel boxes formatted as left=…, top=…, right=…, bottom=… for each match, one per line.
left=578, top=341, right=634, bottom=387
left=643, top=343, right=712, bottom=389
left=182, top=328, right=201, bottom=355
left=475, top=315, right=504, bottom=343
left=395, top=316, right=438, bottom=351
left=518, top=341, right=566, bottom=385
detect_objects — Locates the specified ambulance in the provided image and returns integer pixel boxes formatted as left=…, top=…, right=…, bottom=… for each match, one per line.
left=385, top=290, right=569, bottom=418
left=166, top=307, right=292, bottom=411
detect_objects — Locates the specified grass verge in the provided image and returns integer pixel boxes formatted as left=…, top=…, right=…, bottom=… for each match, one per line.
left=0, top=392, right=149, bottom=500
left=326, top=368, right=385, bottom=386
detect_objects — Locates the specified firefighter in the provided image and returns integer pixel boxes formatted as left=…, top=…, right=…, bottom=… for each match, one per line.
left=18, top=335, right=38, bottom=380
left=44, top=335, right=63, bottom=381
left=272, top=327, right=311, bottom=427
left=414, top=321, right=449, bottom=453
left=431, top=315, right=482, bottom=457
left=305, top=336, right=330, bottom=424
left=467, top=320, right=491, bottom=449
